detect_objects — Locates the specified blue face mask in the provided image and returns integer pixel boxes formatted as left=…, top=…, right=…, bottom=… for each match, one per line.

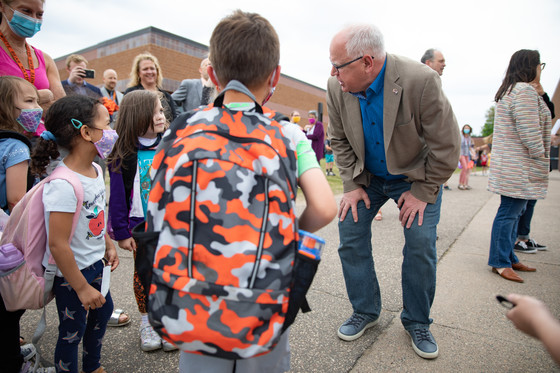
left=463, top=128, right=471, bottom=134
left=7, top=7, right=42, bottom=38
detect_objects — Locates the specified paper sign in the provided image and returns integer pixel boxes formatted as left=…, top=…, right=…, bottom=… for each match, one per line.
left=100, top=265, right=111, bottom=297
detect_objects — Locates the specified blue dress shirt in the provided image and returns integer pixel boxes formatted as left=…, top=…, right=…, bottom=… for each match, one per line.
left=351, top=59, right=405, bottom=180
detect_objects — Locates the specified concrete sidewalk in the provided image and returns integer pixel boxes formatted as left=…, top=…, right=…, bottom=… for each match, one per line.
left=20, top=171, right=560, bottom=372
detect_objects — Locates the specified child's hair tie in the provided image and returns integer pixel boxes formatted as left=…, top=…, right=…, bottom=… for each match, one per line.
left=40, top=130, right=57, bottom=142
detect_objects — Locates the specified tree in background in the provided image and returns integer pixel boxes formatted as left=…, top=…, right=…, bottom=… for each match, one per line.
left=481, top=106, right=495, bottom=137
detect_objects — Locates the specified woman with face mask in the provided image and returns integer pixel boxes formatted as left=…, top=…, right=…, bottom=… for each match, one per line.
left=303, top=110, right=325, bottom=162
left=0, top=0, right=65, bottom=118
left=458, top=124, right=475, bottom=190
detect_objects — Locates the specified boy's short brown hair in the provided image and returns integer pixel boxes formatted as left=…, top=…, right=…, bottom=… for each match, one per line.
left=209, top=10, right=280, bottom=89
left=65, top=54, right=88, bottom=69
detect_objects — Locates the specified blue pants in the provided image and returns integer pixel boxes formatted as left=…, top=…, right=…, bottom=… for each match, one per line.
left=338, top=176, right=442, bottom=331
left=488, top=196, right=527, bottom=268
left=517, top=199, right=536, bottom=240
left=53, top=260, right=113, bottom=373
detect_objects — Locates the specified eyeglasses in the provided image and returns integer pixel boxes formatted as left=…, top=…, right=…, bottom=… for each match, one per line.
left=331, top=55, right=373, bottom=73
left=540, top=62, right=546, bottom=70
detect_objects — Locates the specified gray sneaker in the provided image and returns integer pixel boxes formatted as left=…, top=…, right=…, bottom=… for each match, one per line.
left=337, top=313, right=379, bottom=341
left=408, top=328, right=438, bottom=359
left=162, top=338, right=178, bottom=352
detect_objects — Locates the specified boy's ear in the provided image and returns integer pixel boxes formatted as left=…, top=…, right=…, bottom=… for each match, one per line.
left=271, top=65, right=281, bottom=88
left=208, top=66, right=221, bottom=92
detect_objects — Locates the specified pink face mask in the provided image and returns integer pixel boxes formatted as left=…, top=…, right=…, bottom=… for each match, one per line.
left=308, top=118, right=316, bottom=125
left=93, top=129, right=118, bottom=159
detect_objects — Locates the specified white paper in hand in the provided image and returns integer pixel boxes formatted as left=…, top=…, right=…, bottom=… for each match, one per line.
left=100, top=265, right=111, bottom=297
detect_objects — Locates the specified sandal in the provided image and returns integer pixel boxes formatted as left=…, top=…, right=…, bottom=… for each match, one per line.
left=374, top=210, right=383, bottom=221
left=107, top=308, right=131, bottom=327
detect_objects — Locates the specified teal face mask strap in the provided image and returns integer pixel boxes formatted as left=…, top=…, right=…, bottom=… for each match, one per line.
left=71, top=118, right=83, bottom=129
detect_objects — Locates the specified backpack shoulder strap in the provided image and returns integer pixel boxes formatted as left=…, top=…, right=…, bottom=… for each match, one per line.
left=0, top=130, right=32, bottom=150
left=0, top=130, right=34, bottom=196
left=47, top=165, right=85, bottom=245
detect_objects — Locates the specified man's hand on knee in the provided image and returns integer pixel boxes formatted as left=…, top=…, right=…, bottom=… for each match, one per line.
left=339, top=188, right=370, bottom=223
left=397, top=191, right=427, bottom=228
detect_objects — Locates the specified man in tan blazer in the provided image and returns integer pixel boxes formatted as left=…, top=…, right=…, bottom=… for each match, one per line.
left=327, top=24, right=460, bottom=359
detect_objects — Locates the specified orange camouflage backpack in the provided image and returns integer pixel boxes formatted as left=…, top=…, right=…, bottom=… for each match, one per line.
left=133, top=81, right=304, bottom=359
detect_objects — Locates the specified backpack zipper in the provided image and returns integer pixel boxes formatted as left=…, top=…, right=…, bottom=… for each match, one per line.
left=187, top=160, right=198, bottom=277
left=248, top=178, right=269, bottom=289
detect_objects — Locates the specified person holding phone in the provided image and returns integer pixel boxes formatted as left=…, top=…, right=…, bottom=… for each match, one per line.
left=61, top=54, right=102, bottom=99
left=499, top=294, right=560, bottom=365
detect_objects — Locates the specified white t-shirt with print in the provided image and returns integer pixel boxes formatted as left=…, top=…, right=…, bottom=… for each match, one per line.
left=42, top=162, right=106, bottom=276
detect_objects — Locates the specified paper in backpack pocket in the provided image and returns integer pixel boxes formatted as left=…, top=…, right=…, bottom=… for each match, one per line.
left=100, top=265, right=111, bottom=297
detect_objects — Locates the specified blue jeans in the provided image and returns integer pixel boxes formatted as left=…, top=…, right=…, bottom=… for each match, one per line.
left=517, top=199, right=536, bottom=240
left=488, top=196, right=527, bottom=268
left=53, top=260, right=113, bottom=373
left=338, top=176, right=442, bottom=331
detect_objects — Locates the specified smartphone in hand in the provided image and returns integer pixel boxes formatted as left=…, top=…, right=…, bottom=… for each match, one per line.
left=496, top=295, right=515, bottom=309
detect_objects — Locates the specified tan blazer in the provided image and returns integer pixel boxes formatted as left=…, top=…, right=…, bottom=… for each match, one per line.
left=327, top=54, right=460, bottom=204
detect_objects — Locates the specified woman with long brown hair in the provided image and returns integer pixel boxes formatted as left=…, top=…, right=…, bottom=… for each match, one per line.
left=487, top=49, right=552, bottom=283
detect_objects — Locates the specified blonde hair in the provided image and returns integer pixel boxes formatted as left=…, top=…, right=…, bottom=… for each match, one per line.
left=128, top=52, right=163, bottom=88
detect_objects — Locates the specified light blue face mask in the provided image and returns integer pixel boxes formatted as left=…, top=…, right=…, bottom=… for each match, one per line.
left=7, top=7, right=42, bottom=38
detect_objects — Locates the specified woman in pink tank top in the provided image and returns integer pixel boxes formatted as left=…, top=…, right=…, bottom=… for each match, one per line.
left=0, top=0, right=65, bottom=115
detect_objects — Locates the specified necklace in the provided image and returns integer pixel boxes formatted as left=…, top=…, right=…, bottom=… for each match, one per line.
left=0, top=30, right=35, bottom=84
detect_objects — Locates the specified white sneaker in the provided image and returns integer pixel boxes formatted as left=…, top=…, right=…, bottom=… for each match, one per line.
left=140, top=325, right=162, bottom=351
left=162, top=338, right=178, bottom=352
left=35, top=367, right=56, bottom=373
left=20, top=343, right=36, bottom=361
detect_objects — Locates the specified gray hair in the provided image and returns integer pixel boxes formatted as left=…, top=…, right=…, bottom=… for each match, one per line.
left=344, top=24, right=386, bottom=60
left=421, top=48, right=438, bottom=64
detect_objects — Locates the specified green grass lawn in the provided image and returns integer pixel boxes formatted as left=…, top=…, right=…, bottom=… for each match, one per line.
left=296, top=159, right=343, bottom=199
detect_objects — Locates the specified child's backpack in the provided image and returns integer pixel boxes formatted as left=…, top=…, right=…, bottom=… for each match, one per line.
left=0, top=165, right=85, bottom=311
left=133, top=80, right=310, bottom=360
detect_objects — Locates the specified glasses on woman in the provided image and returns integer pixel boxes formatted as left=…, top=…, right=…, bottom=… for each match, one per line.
left=540, top=62, right=546, bottom=70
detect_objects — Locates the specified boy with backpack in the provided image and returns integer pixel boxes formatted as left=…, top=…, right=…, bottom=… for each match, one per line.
left=142, top=10, right=337, bottom=373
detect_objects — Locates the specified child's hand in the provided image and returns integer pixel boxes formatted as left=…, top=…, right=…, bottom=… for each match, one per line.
left=77, top=284, right=105, bottom=311
left=105, top=244, right=120, bottom=271
left=118, top=237, right=136, bottom=252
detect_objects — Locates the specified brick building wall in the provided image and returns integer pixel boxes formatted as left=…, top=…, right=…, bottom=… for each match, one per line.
left=54, top=27, right=329, bottom=128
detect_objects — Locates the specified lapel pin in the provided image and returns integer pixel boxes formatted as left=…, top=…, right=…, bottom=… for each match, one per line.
left=393, top=88, right=399, bottom=95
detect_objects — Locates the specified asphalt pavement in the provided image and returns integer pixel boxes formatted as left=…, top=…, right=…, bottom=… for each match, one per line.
left=20, top=171, right=560, bottom=372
